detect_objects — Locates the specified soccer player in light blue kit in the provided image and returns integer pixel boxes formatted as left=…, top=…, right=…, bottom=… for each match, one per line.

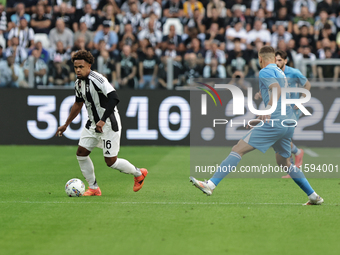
left=190, top=46, right=323, bottom=205
left=275, top=50, right=311, bottom=178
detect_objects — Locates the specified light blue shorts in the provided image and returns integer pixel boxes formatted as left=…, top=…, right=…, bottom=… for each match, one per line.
left=242, top=120, right=296, bottom=158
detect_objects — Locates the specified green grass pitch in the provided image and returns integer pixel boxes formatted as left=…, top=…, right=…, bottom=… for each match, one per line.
left=0, top=145, right=339, bottom=255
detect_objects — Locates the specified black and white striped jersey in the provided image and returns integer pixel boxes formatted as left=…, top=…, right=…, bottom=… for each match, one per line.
left=75, top=70, right=119, bottom=131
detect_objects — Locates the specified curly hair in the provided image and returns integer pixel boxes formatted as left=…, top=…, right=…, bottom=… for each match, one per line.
left=71, top=50, right=94, bottom=64
left=275, top=49, right=287, bottom=60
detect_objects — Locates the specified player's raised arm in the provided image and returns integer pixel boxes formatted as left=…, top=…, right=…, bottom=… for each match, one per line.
left=56, top=101, right=84, bottom=137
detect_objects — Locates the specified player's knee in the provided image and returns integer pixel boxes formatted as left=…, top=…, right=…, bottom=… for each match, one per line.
left=105, top=156, right=117, bottom=167
left=76, top=146, right=90, bottom=157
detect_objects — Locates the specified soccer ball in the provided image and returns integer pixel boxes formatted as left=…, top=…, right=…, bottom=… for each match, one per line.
left=65, top=178, right=85, bottom=197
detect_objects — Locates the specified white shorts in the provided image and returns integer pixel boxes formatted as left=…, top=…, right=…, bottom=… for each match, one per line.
left=78, top=115, right=122, bottom=157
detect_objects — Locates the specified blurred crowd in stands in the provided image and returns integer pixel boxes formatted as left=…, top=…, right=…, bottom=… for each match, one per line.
left=1, top=0, right=340, bottom=89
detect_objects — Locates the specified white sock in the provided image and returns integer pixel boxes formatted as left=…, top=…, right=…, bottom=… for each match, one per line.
left=207, top=180, right=216, bottom=190
left=77, top=156, right=98, bottom=189
left=296, top=149, right=301, bottom=155
left=110, top=158, right=141, bottom=177
left=308, top=192, right=318, bottom=201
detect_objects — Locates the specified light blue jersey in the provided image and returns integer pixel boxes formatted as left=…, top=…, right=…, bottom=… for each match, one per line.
left=283, top=65, right=308, bottom=119
left=259, top=63, right=293, bottom=121
left=241, top=63, right=296, bottom=158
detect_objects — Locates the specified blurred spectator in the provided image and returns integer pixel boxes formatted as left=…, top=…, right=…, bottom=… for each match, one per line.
left=183, top=0, right=205, bottom=18
left=316, top=0, right=337, bottom=17
left=251, top=0, right=275, bottom=18
left=249, top=40, right=264, bottom=77
left=100, top=4, right=120, bottom=33
left=271, top=25, right=292, bottom=49
left=10, top=3, right=31, bottom=27
left=162, top=25, right=185, bottom=53
left=206, top=0, right=226, bottom=18
left=163, top=0, right=184, bottom=21
left=272, top=7, right=293, bottom=33
left=0, top=56, right=22, bottom=88
left=227, top=41, right=249, bottom=89
left=138, top=45, right=160, bottom=89
left=0, top=45, right=4, bottom=60
left=49, top=19, right=74, bottom=50
left=246, top=20, right=271, bottom=48
left=76, top=3, right=101, bottom=32
left=24, top=48, right=47, bottom=87
left=274, top=0, right=293, bottom=19
left=183, top=53, right=202, bottom=85
left=205, top=40, right=226, bottom=65
left=225, top=21, right=247, bottom=51
left=294, top=25, right=316, bottom=52
left=115, top=45, right=137, bottom=89
left=67, top=51, right=76, bottom=82
left=122, top=2, right=143, bottom=34
left=297, top=37, right=311, bottom=54
left=5, top=37, right=28, bottom=65
left=226, top=4, right=247, bottom=29
left=119, top=23, right=138, bottom=51
left=314, top=10, right=336, bottom=39
left=138, top=18, right=162, bottom=49
left=28, top=41, right=49, bottom=64
left=140, top=0, right=162, bottom=19
left=162, top=39, right=182, bottom=62
left=317, top=23, right=336, bottom=51
left=52, top=2, right=74, bottom=29
left=97, top=0, right=121, bottom=17
left=185, top=37, right=205, bottom=66
left=317, top=38, right=336, bottom=59
left=0, top=3, right=8, bottom=35
left=50, top=41, right=69, bottom=65
left=72, top=36, right=88, bottom=52
left=94, top=20, right=118, bottom=57
left=157, top=60, right=182, bottom=89
left=8, top=17, right=35, bottom=50
left=204, top=7, right=225, bottom=34
left=296, top=46, right=317, bottom=79
left=203, top=57, right=226, bottom=78
left=48, top=55, right=70, bottom=86
left=30, top=4, right=51, bottom=34
left=317, top=47, right=339, bottom=83
left=293, top=6, right=314, bottom=35
left=74, top=21, right=94, bottom=50
left=204, top=22, right=225, bottom=50
left=226, top=0, right=251, bottom=17
left=183, top=27, right=201, bottom=48
left=121, top=0, right=141, bottom=14
left=293, top=0, right=316, bottom=16
left=92, top=49, right=115, bottom=83
left=250, top=8, right=271, bottom=31
left=184, top=8, right=206, bottom=34
left=53, top=0, right=76, bottom=15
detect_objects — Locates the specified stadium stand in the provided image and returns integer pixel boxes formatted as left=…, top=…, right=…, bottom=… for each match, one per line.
left=1, top=0, right=340, bottom=89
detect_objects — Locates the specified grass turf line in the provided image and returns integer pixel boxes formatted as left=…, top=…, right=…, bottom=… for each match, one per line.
left=0, top=146, right=339, bottom=255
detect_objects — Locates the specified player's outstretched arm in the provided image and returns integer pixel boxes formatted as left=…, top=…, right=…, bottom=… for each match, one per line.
left=56, top=102, right=84, bottom=137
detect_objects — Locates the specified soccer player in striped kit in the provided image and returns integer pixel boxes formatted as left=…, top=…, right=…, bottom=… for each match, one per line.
left=56, top=50, right=148, bottom=196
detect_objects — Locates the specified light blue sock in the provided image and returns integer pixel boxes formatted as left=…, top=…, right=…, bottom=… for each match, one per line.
left=289, top=164, right=314, bottom=195
left=291, top=143, right=298, bottom=154
left=210, top=152, right=242, bottom=186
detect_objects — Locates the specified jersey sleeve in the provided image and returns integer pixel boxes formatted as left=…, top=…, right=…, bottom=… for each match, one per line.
left=259, top=69, right=279, bottom=89
left=294, top=69, right=308, bottom=87
left=89, top=72, right=114, bottom=96
left=75, top=81, right=85, bottom=102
